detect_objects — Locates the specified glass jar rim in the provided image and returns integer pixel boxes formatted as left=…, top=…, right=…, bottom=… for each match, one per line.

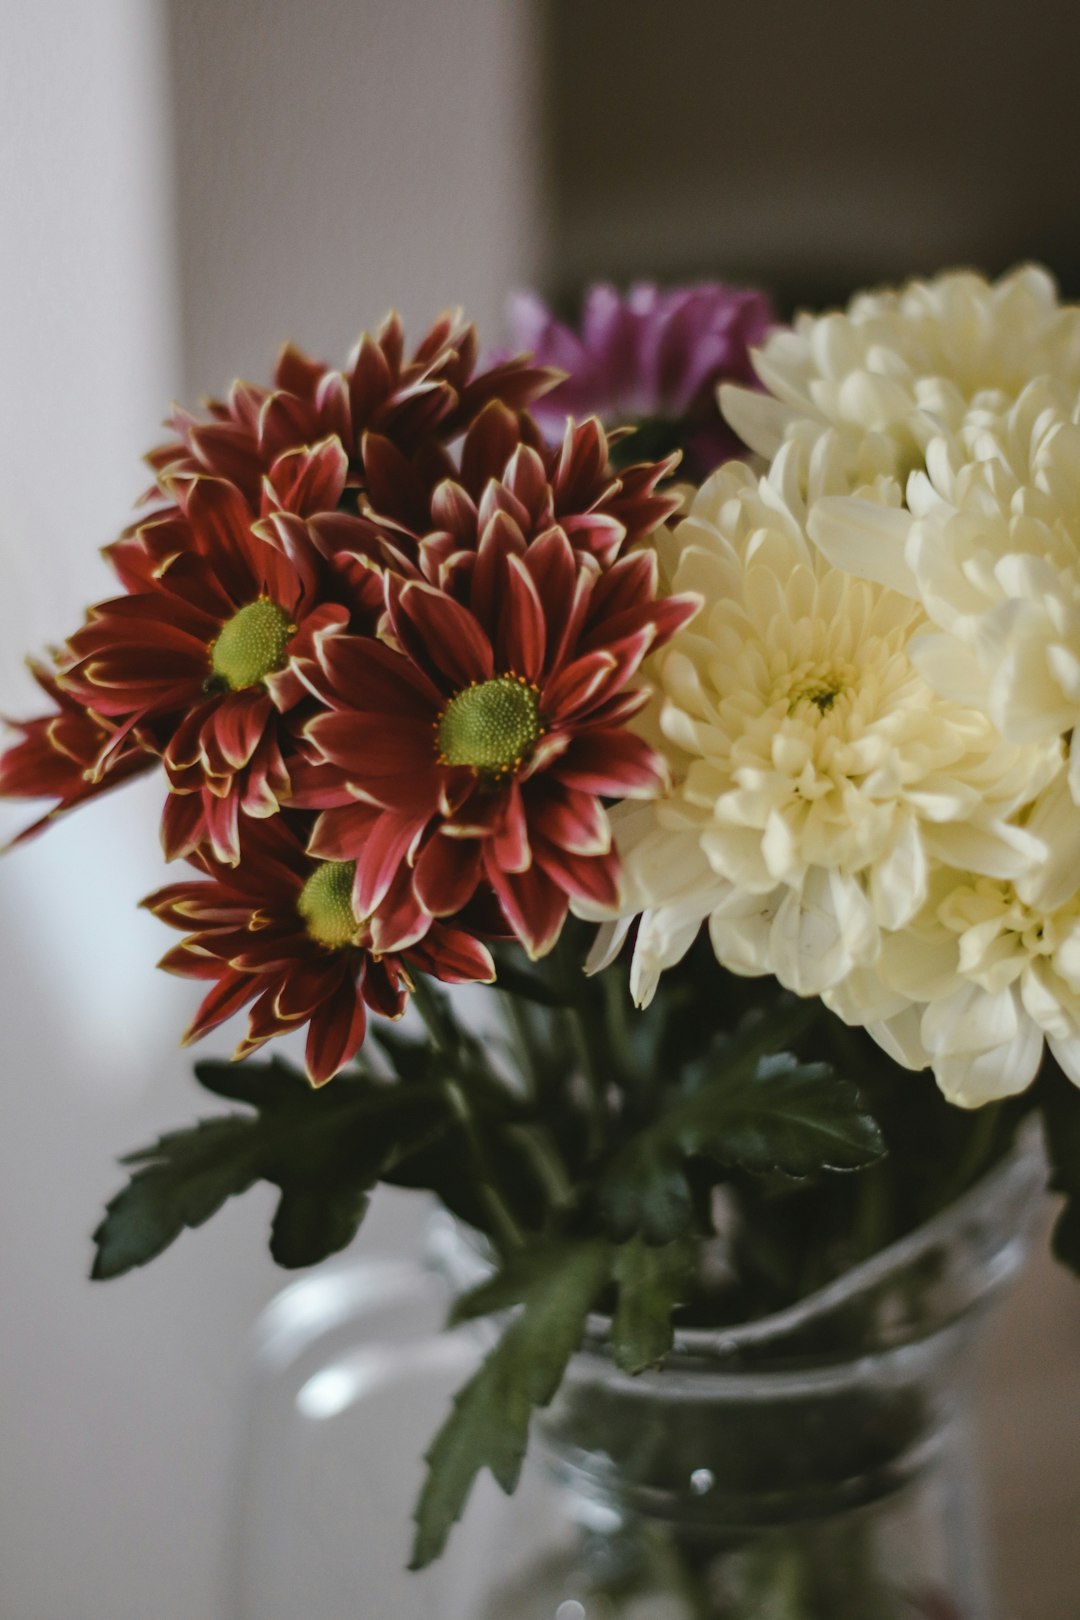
left=429, top=1119, right=1047, bottom=1379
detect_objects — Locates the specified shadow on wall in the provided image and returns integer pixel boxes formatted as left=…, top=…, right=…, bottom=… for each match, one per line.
left=540, top=0, right=1080, bottom=312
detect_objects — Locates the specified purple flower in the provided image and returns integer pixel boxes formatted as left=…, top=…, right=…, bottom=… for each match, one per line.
left=507, top=282, right=776, bottom=482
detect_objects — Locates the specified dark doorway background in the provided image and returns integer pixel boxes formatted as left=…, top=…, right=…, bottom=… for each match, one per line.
left=541, top=0, right=1080, bottom=315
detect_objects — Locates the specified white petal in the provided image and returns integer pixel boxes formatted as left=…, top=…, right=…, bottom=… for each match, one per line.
left=806, top=497, right=918, bottom=595
left=875, top=927, right=961, bottom=999
left=1019, top=960, right=1075, bottom=1040
left=869, top=818, right=927, bottom=930
left=631, top=903, right=707, bottom=1004
left=629, top=956, right=661, bottom=1010
left=923, top=982, right=1018, bottom=1057
left=824, top=966, right=912, bottom=1025
left=584, top=917, right=632, bottom=976
left=932, top=1012, right=1043, bottom=1107
left=867, top=1007, right=930, bottom=1071
left=907, top=632, right=987, bottom=707
left=1047, top=642, right=1080, bottom=705
left=1048, top=1033, right=1080, bottom=1087
left=835, top=369, right=914, bottom=432
left=1015, top=774, right=1080, bottom=910
left=708, top=888, right=780, bottom=977
left=717, top=383, right=795, bottom=458
left=766, top=869, right=876, bottom=995
left=761, top=808, right=800, bottom=882
left=922, top=819, right=1044, bottom=881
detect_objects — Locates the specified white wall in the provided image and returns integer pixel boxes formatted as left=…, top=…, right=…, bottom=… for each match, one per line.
left=167, top=0, right=541, bottom=397
left=0, top=4, right=541, bottom=1616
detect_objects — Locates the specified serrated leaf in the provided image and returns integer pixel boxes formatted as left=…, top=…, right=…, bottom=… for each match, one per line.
left=679, top=1056, right=885, bottom=1176
left=449, top=1239, right=592, bottom=1325
left=269, top=1182, right=374, bottom=1269
left=596, top=1034, right=883, bottom=1245
left=266, top=1092, right=453, bottom=1270
left=686, top=1000, right=820, bottom=1094
left=92, top=1117, right=262, bottom=1279
left=611, top=1236, right=695, bottom=1374
left=410, top=1238, right=610, bottom=1569
left=193, top=1054, right=315, bottom=1110
left=94, top=1057, right=457, bottom=1278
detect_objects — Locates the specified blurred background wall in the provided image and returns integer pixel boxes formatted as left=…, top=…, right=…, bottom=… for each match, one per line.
left=0, top=4, right=540, bottom=1618
left=539, top=0, right=1080, bottom=311
left=1, top=2, right=1079, bottom=1617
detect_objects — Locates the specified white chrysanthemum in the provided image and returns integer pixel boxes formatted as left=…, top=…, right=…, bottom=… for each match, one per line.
left=826, top=787, right=1080, bottom=1105
left=597, top=446, right=1060, bottom=1006
left=808, top=379, right=1080, bottom=814
left=721, top=265, right=1080, bottom=485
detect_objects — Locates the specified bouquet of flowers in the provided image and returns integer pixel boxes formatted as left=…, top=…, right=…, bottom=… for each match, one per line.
left=5, top=269, right=1080, bottom=1610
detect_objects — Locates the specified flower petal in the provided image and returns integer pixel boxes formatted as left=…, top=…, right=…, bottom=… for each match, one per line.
left=413, top=833, right=484, bottom=915
left=305, top=976, right=368, bottom=1086
left=553, top=730, right=666, bottom=797
left=397, top=582, right=494, bottom=688
left=485, top=855, right=569, bottom=958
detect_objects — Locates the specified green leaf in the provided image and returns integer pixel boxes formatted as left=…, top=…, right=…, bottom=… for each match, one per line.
left=595, top=1024, right=883, bottom=1244
left=193, top=1054, right=314, bottom=1109
left=93, top=1058, right=456, bottom=1278
left=369, top=1027, right=436, bottom=1084
left=448, top=1238, right=591, bottom=1325
left=611, top=1236, right=695, bottom=1374
left=685, top=1000, right=820, bottom=1094
left=410, top=1238, right=610, bottom=1569
left=269, top=1181, right=374, bottom=1270
left=261, top=1084, right=453, bottom=1270
left=597, top=1137, right=694, bottom=1245
left=92, top=1117, right=263, bottom=1279
left=679, top=1054, right=885, bottom=1177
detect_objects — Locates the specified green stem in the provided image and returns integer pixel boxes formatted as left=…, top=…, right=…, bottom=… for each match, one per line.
left=410, top=974, right=525, bottom=1253
left=443, top=1079, right=525, bottom=1252
left=547, top=931, right=609, bottom=1159
left=600, top=966, right=641, bottom=1092
left=498, top=990, right=541, bottom=1101
left=568, top=1000, right=609, bottom=1161
left=935, top=1100, right=1004, bottom=1211
left=409, top=972, right=457, bottom=1053
left=506, top=1123, right=574, bottom=1215
left=852, top=1162, right=895, bottom=1265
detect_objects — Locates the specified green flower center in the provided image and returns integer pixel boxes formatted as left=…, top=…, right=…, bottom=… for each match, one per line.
left=790, top=679, right=842, bottom=715
left=297, top=860, right=359, bottom=949
left=436, top=675, right=542, bottom=774
left=210, top=598, right=293, bottom=691
left=780, top=660, right=857, bottom=718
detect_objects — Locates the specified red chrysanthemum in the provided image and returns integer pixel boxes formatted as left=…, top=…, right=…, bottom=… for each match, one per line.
left=301, top=519, right=698, bottom=958
left=59, top=445, right=355, bottom=865
left=333, top=403, right=681, bottom=577
left=146, top=310, right=559, bottom=514
left=0, top=659, right=156, bottom=846
left=144, top=814, right=495, bottom=1085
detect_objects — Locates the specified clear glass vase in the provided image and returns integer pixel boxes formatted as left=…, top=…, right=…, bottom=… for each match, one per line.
left=229, top=1131, right=1045, bottom=1620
